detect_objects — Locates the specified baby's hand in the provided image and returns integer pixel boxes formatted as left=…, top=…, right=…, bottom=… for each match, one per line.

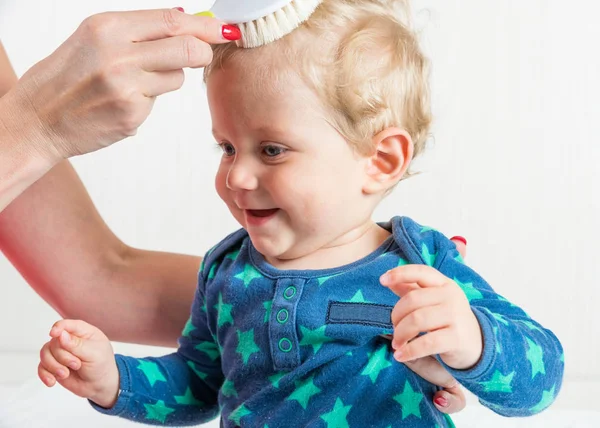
left=38, top=320, right=119, bottom=408
left=381, top=265, right=483, bottom=370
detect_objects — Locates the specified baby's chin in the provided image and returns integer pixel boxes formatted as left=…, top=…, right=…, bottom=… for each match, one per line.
left=250, top=236, right=285, bottom=259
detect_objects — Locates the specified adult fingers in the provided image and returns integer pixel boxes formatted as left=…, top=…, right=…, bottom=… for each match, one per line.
left=80, top=9, right=236, bottom=44
left=450, top=236, right=467, bottom=259
left=138, top=35, right=213, bottom=71
left=433, top=385, right=467, bottom=414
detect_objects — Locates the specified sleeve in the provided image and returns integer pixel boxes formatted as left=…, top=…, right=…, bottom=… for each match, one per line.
left=90, top=269, right=224, bottom=426
left=434, top=239, right=564, bottom=417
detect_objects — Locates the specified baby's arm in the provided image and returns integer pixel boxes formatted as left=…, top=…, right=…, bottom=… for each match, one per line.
left=434, top=245, right=564, bottom=416
left=39, top=282, right=223, bottom=426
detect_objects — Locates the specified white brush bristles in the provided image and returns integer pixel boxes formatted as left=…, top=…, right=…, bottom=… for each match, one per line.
left=237, top=0, right=324, bottom=48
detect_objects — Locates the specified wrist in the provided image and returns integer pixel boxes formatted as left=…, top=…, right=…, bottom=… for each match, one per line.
left=0, top=85, right=65, bottom=165
left=0, top=89, right=64, bottom=210
left=443, top=313, right=484, bottom=370
left=89, top=360, right=121, bottom=409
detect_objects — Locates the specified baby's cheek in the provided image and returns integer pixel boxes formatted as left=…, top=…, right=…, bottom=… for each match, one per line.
left=214, top=170, right=229, bottom=200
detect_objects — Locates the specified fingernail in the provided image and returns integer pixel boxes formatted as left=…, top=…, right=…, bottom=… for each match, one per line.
left=393, top=350, right=403, bottom=361
left=451, top=236, right=467, bottom=246
left=195, top=11, right=215, bottom=18
left=50, top=327, right=57, bottom=336
left=61, top=330, right=70, bottom=344
left=68, top=361, right=78, bottom=370
left=173, top=7, right=184, bottom=12
left=435, top=396, right=449, bottom=407
left=380, top=273, right=391, bottom=286
left=56, top=369, right=67, bottom=378
left=222, top=25, right=241, bottom=41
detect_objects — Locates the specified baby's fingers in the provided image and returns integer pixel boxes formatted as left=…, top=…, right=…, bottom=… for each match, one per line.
left=394, top=330, right=452, bottom=362
left=39, top=342, right=70, bottom=381
left=55, top=320, right=106, bottom=361
left=49, top=338, right=82, bottom=370
left=38, top=363, right=57, bottom=387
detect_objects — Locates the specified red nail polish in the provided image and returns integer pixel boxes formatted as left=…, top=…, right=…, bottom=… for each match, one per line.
left=222, top=25, right=241, bottom=41
left=434, top=397, right=449, bottom=407
left=173, top=7, right=184, bottom=12
left=451, top=236, right=467, bottom=246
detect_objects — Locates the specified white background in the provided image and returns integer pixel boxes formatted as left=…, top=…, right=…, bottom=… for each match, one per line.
left=0, top=0, right=599, bottom=425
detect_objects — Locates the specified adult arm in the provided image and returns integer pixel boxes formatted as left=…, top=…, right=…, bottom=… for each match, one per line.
left=0, top=160, right=201, bottom=347
left=0, top=9, right=236, bottom=211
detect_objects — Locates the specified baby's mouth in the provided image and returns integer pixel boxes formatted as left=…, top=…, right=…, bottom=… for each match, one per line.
left=247, top=209, right=279, bottom=218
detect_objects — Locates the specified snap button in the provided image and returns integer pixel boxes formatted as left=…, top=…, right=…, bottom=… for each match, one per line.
left=283, top=286, right=297, bottom=300
left=276, top=309, right=289, bottom=324
left=279, top=338, right=292, bottom=353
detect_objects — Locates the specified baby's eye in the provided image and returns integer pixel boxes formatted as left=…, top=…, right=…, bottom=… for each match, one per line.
left=219, top=142, right=236, bottom=157
left=262, top=145, right=286, bottom=158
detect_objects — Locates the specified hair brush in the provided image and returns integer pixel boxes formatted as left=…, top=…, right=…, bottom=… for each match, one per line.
left=209, top=0, right=323, bottom=48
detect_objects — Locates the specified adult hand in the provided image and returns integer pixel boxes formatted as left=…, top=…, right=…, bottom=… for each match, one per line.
left=8, top=8, right=239, bottom=161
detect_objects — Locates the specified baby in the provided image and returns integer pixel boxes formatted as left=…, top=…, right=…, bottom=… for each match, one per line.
left=38, top=1, right=563, bottom=426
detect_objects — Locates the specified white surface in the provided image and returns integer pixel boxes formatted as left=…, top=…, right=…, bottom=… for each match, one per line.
left=0, top=0, right=599, bottom=417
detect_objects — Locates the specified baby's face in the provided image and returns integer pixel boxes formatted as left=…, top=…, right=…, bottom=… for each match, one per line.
left=207, top=65, right=375, bottom=264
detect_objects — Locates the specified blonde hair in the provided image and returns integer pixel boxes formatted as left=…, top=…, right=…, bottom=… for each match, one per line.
left=204, top=0, right=431, bottom=159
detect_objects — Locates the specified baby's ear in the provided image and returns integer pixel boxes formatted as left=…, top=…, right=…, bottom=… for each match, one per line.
left=362, top=128, right=413, bottom=194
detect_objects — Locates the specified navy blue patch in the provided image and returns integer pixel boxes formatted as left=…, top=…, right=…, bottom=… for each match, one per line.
left=326, top=302, right=393, bottom=329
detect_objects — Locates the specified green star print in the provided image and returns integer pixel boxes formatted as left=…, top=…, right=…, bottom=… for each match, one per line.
left=420, top=243, right=437, bottom=266
left=181, top=318, right=195, bottom=338
left=526, top=338, right=546, bottom=379
left=208, top=263, right=218, bottom=279
left=136, top=360, right=166, bottom=387
left=144, top=400, right=175, bottom=424
left=348, top=291, right=369, bottom=303
left=174, top=388, right=203, bottom=406
left=215, top=293, right=234, bottom=327
left=195, top=341, right=220, bottom=361
left=229, top=404, right=252, bottom=425
left=479, top=370, right=515, bottom=393
left=321, top=398, right=352, bottom=428
left=287, top=376, right=322, bottom=409
left=221, top=379, right=238, bottom=398
left=318, top=274, right=339, bottom=286
left=263, top=300, right=272, bottom=323
left=234, top=263, right=263, bottom=287
left=454, top=277, right=483, bottom=302
left=361, top=345, right=392, bottom=383
left=225, top=249, right=240, bottom=260
left=236, top=329, right=260, bottom=364
left=269, top=372, right=285, bottom=389
left=187, top=361, right=208, bottom=380
left=299, top=325, right=333, bottom=354
left=530, top=386, right=556, bottom=413
left=393, top=380, right=424, bottom=420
